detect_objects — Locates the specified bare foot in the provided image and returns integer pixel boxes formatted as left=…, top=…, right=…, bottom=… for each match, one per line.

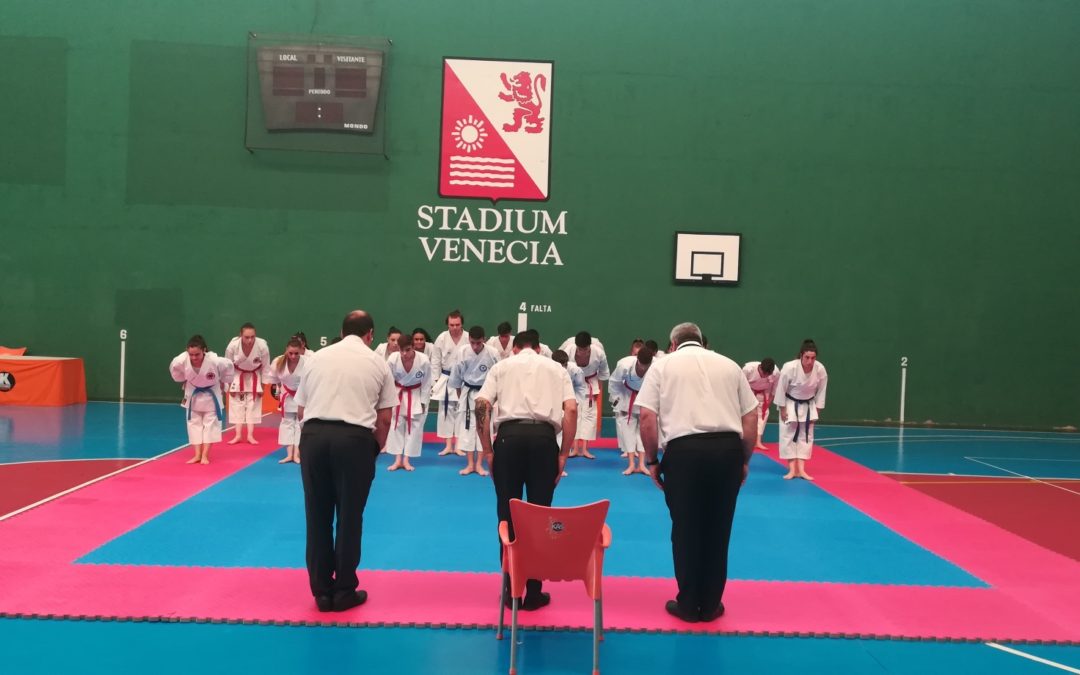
left=799, top=472, right=814, bottom=481
left=622, top=467, right=634, bottom=475
left=388, top=463, right=401, bottom=471
left=754, top=444, right=768, bottom=451
left=438, top=447, right=453, bottom=456
left=227, top=438, right=241, bottom=445
left=783, top=472, right=796, bottom=480
left=454, top=449, right=466, bottom=456
left=582, top=451, right=596, bottom=460
left=246, top=437, right=258, bottom=445
left=278, top=457, right=292, bottom=464
left=292, top=457, right=301, bottom=464
left=404, top=463, right=415, bottom=472
left=186, top=456, right=200, bottom=464
left=568, top=451, right=580, bottom=458
left=459, top=466, right=476, bottom=476
left=476, top=467, right=489, bottom=477
left=620, top=452, right=628, bottom=458
left=637, top=467, right=650, bottom=475
left=561, top=470, right=569, bottom=477
left=199, top=458, right=210, bottom=465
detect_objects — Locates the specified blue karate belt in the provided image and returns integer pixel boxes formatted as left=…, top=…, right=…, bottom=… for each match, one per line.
left=188, top=386, right=223, bottom=423
left=789, top=396, right=815, bottom=443
left=462, top=382, right=483, bottom=430
left=440, top=369, right=452, bottom=418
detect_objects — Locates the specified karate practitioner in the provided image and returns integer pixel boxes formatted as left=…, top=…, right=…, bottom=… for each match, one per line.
left=430, top=310, right=467, bottom=456
left=268, top=337, right=309, bottom=464
left=776, top=340, right=828, bottom=481
left=225, top=323, right=270, bottom=445
left=566, top=331, right=609, bottom=459
left=743, top=358, right=779, bottom=451
left=608, top=346, right=656, bottom=475
left=374, top=327, right=402, bottom=359
left=449, top=326, right=500, bottom=476
left=551, top=349, right=589, bottom=477
left=385, top=333, right=433, bottom=472
left=487, top=321, right=515, bottom=361
left=411, top=328, right=431, bottom=354
left=170, top=335, right=234, bottom=465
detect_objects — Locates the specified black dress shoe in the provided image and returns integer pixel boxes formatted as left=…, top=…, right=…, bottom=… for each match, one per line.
left=699, top=603, right=725, bottom=622
left=665, top=600, right=699, bottom=623
left=521, top=592, right=551, bottom=611
left=315, top=595, right=334, bottom=612
left=332, top=590, right=368, bottom=612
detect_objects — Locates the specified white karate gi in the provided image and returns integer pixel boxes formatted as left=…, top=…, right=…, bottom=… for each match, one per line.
left=224, top=336, right=271, bottom=424
left=743, top=361, right=780, bottom=442
left=609, top=355, right=648, bottom=454
left=449, top=344, right=500, bottom=452
left=486, top=335, right=514, bottom=361
left=385, top=351, right=433, bottom=458
left=568, top=343, right=609, bottom=441
left=170, top=351, right=234, bottom=445
left=267, top=353, right=311, bottom=446
left=775, top=360, right=828, bottom=460
left=429, top=330, right=468, bottom=438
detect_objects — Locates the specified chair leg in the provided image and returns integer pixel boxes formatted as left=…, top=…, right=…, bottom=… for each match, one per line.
left=497, top=572, right=508, bottom=640
left=593, top=599, right=601, bottom=675
left=598, top=597, right=604, bottom=642
left=509, top=597, right=520, bottom=675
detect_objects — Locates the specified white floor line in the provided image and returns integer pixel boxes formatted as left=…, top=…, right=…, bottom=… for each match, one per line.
left=0, top=440, right=189, bottom=522
left=822, top=436, right=1080, bottom=448
left=967, top=457, right=1080, bottom=463
left=0, top=457, right=151, bottom=467
left=0, top=412, right=274, bottom=522
left=964, top=457, right=1080, bottom=497
left=985, top=643, right=1080, bottom=674
left=880, top=469, right=1080, bottom=481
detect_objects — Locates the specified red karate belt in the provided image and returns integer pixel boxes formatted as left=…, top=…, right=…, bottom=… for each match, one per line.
left=235, top=366, right=260, bottom=394
left=625, top=380, right=640, bottom=419
left=396, top=382, right=423, bottom=435
left=278, top=384, right=297, bottom=413
left=584, top=373, right=599, bottom=407
left=759, top=395, right=771, bottom=421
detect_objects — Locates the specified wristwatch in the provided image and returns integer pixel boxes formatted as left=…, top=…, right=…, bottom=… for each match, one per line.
left=645, top=458, right=659, bottom=467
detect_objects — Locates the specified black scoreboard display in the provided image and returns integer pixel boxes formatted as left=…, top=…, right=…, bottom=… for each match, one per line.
left=256, top=45, right=384, bottom=134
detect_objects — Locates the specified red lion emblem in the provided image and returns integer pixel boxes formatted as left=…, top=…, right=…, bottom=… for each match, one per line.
left=498, top=71, right=547, bottom=134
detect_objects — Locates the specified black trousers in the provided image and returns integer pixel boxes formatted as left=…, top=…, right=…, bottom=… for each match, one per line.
left=493, top=423, right=560, bottom=598
left=661, top=431, right=745, bottom=615
left=299, top=419, right=378, bottom=599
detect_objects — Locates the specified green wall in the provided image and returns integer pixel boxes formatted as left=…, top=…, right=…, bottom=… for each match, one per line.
left=2, top=1, right=1078, bottom=428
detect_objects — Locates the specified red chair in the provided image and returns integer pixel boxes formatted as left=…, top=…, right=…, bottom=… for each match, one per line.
left=497, top=498, right=612, bottom=675
left=0, top=346, right=27, bottom=356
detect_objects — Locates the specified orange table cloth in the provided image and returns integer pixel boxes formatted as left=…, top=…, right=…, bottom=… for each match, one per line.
left=0, top=356, right=87, bottom=406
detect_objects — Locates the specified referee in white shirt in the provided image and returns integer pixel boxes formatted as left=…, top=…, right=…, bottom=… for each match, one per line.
left=637, top=322, right=759, bottom=623
left=294, top=310, right=398, bottom=613
left=475, top=331, right=578, bottom=610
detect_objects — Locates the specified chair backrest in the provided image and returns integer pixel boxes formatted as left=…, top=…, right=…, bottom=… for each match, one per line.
left=0, top=346, right=27, bottom=356
left=508, top=498, right=609, bottom=585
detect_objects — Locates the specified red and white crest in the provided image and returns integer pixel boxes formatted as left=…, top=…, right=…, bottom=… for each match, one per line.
left=439, top=58, right=553, bottom=202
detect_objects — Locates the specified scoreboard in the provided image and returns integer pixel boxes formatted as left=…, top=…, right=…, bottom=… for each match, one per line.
left=256, top=45, right=384, bottom=134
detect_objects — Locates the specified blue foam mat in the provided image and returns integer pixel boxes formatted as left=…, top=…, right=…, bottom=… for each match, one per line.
left=81, top=445, right=984, bottom=587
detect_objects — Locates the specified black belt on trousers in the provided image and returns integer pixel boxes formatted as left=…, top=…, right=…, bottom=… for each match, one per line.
left=498, top=419, right=556, bottom=436
left=666, top=431, right=740, bottom=451
left=304, top=419, right=374, bottom=434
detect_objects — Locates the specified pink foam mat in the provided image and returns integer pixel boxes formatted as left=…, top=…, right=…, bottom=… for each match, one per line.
left=0, top=439, right=1077, bottom=642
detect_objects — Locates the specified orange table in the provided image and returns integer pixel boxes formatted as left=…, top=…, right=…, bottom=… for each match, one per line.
left=0, top=356, right=87, bottom=406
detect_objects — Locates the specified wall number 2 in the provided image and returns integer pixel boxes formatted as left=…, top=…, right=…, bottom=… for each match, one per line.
left=900, top=356, right=908, bottom=367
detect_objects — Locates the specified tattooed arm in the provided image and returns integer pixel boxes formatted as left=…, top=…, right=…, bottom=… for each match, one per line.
left=476, top=397, right=494, bottom=472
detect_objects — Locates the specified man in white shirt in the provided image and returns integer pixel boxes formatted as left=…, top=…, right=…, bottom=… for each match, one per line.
left=638, top=322, right=758, bottom=624
left=475, top=332, right=578, bottom=611
left=294, top=310, right=398, bottom=614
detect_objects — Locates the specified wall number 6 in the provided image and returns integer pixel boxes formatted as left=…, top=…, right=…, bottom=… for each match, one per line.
left=120, top=329, right=128, bottom=340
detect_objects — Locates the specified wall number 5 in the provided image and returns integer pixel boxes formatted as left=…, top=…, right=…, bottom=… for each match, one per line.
left=320, top=336, right=328, bottom=347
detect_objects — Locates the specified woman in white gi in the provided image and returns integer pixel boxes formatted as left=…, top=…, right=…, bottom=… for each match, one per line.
left=776, top=340, right=828, bottom=480
left=268, top=337, right=308, bottom=464
left=743, top=358, right=779, bottom=451
left=608, top=346, right=655, bottom=475
left=449, top=326, right=500, bottom=476
left=224, top=322, right=271, bottom=445
left=170, top=335, right=234, bottom=464
left=385, top=333, right=433, bottom=471
left=551, top=350, right=589, bottom=477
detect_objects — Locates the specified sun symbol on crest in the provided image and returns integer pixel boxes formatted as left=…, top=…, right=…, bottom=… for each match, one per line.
left=452, top=115, right=488, bottom=153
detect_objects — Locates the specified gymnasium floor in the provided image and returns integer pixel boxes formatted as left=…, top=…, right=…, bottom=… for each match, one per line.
left=0, top=402, right=1077, bottom=674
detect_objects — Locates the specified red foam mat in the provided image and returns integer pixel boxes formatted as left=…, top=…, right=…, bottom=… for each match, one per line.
left=0, top=440, right=1077, bottom=642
